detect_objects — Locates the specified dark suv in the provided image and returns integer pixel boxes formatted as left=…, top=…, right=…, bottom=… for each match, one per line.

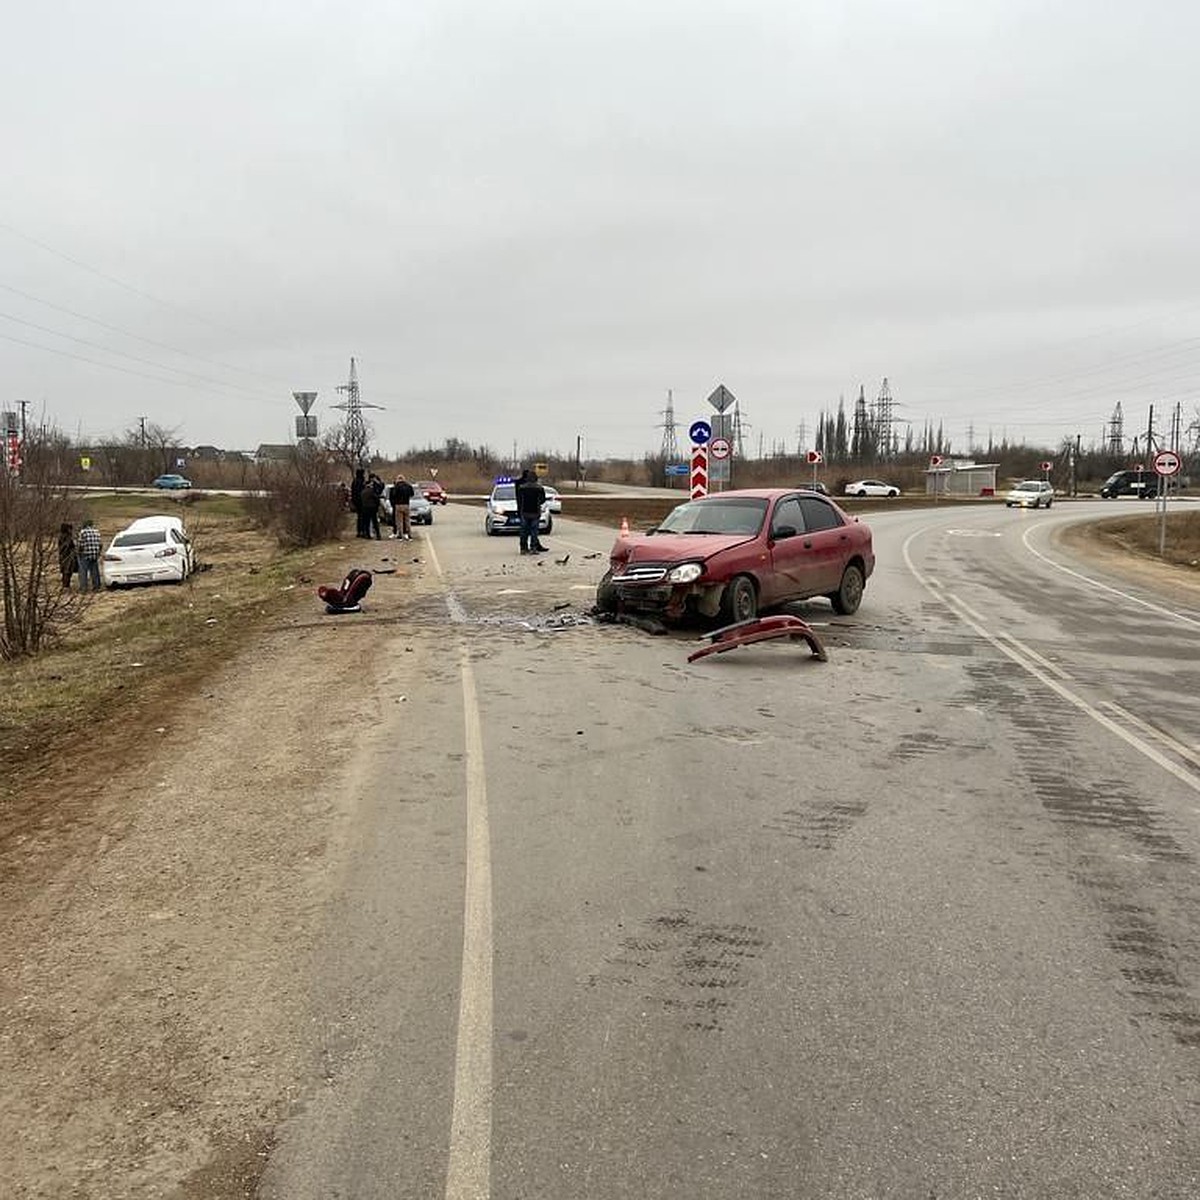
left=1100, top=470, right=1158, bottom=499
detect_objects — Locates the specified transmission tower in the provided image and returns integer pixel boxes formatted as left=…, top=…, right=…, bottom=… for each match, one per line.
left=657, top=388, right=680, bottom=462
left=332, top=357, right=384, bottom=466
left=1105, top=402, right=1125, bottom=458
left=871, top=378, right=895, bottom=458
left=732, top=400, right=750, bottom=459
left=851, top=385, right=871, bottom=459
left=796, top=419, right=807, bottom=456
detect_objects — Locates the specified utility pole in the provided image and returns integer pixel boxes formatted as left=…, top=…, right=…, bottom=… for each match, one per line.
left=1146, top=404, right=1156, bottom=457
left=138, top=415, right=147, bottom=448
left=575, top=433, right=583, bottom=490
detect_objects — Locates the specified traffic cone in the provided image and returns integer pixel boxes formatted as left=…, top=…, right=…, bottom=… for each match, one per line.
left=619, top=515, right=630, bottom=538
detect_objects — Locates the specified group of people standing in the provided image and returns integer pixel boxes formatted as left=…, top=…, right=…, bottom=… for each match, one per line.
left=350, top=468, right=416, bottom=540
left=57, top=519, right=103, bottom=592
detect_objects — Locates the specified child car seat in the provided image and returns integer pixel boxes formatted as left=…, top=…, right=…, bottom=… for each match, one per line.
left=317, top=567, right=373, bottom=613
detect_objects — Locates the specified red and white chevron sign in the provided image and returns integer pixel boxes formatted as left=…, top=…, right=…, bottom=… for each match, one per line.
left=690, top=444, right=708, bottom=499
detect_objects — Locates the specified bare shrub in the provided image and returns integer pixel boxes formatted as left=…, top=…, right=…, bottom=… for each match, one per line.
left=1, top=439, right=87, bottom=660
left=257, top=448, right=347, bottom=548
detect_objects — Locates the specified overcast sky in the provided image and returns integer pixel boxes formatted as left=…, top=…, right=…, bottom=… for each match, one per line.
left=3, top=0, right=1198, bottom=462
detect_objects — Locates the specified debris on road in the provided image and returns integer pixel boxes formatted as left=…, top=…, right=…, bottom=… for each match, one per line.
left=687, top=614, right=827, bottom=664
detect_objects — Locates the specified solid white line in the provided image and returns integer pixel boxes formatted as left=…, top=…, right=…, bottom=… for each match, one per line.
left=425, top=532, right=494, bottom=1199
left=1100, top=701, right=1200, bottom=769
left=901, top=529, right=1200, bottom=795
left=444, top=649, right=493, bottom=1200
left=1020, top=523, right=1200, bottom=630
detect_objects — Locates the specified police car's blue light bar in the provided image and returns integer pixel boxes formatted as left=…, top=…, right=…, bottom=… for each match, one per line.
left=494, top=475, right=515, bottom=484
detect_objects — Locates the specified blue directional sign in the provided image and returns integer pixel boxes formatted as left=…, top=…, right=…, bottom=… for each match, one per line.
left=664, top=463, right=689, bottom=476
left=689, top=420, right=712, bottom=445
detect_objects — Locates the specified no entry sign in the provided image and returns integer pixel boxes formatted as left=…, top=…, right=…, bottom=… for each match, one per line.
left=1153, top=449, right=1181, bottom=476
left=709, top=437, right=731, bottom=460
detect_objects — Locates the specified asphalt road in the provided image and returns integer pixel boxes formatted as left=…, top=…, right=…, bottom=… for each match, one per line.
left=261, top=499, right=1200, bottom=1199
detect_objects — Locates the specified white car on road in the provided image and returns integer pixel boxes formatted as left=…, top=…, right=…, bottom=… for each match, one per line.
left=1005, top=480, right=1055, bottom=509
left=844, top=479, right=900, bottom=498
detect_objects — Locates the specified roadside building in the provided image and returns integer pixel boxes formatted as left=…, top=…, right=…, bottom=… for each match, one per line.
left=925, top=459, right=1000, bottom=497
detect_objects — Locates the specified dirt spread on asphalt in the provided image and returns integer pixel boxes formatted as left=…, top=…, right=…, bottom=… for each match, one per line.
left=1, top=514, right=1196, bottom=1198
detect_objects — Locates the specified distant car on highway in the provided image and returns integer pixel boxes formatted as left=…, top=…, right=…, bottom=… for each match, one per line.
left=1005, top=480, right=1055, bottom=508
left=843, top=479, right=899, bottom=498
left=598, top=488, right=874, bottom=623
left=796, top=481, right=830, bottom=495
left=152, top=473, right=192, bottom=490
left=103, top=515, right=194, bottom=586
left=544, top=486, right=562, bottom=513
left=416, top=480, right=447, bottom=504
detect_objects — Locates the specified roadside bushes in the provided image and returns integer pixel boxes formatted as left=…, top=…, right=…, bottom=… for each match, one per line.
left=0, top=442, right=85, bottom=660
left=255, top=448, right=347, bottom=548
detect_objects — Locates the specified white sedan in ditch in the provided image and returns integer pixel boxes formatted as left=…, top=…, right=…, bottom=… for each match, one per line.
left=103, top=515, right=194, bottom=586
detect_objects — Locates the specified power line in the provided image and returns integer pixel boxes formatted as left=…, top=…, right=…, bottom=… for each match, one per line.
left=0, top=310, right=284, bottom=403
left=0, top=279, right=292, bottom=388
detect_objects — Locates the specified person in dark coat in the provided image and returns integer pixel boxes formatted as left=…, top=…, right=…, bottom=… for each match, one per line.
left=361, top=474, right=385, bottom=539
left=351, top=468, right=368, bottom=538
left=58, top=522, right=77, bottom=589
left=515, top=469, right=548, bottom=555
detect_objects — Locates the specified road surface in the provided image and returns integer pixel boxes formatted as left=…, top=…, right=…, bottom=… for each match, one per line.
left=261, top=499, right=1200, bottom=1199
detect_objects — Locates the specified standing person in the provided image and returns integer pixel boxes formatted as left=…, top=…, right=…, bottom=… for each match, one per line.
left=58, top=522, right=77, bottom=589
left=390, top=474, right=415, bottom=540
left=515, top=469, right=548, bottom=555
left=361, top=473, right=384, bottom=540
left=351, top=468, right=368, bottom=538
left=77, top=518, right=103, bottom=592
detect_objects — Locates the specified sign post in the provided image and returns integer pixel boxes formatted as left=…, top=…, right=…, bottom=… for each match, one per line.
left=930, top=454, right=944, bottom=502
left=690, top=443, right=709, bottom=500
left=1153, top=449, right=1182, bottom=555
left=806, top=448, right=823, bottom=490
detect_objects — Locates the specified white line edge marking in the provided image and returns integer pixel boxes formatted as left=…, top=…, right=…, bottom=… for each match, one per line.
left=428, top=534, right=494, bottom=1199
left=1020, top=523, right=1200, bottom=631
left=1100, top=701, right=1200, bottom=769
left=901, top=528, right=1200, bottom=795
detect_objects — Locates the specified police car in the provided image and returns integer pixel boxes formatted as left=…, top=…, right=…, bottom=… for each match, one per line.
left=484, top=478, right=552, bottom=536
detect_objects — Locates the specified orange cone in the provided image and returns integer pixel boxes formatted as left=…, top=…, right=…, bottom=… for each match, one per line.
left=619, top=515, right=630, bottom=538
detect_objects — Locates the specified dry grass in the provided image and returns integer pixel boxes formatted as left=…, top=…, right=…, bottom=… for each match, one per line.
left=1086, top=509, right=1200, bottom=570
left=0, top=492, right=353, bottom=832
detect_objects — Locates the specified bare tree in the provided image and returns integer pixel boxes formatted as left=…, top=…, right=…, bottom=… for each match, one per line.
left=1, top=431, right=87, bottom=660
left=323, top=418, right=374, bottom=471
left=257, top=445, right=347, bottom=547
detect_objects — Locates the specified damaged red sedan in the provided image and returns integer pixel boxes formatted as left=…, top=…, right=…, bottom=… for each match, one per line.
left=597, top=488, right=875, bottom=623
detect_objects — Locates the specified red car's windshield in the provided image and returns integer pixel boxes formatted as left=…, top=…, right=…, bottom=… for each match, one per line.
left=654, top=497, right=767, bottom=536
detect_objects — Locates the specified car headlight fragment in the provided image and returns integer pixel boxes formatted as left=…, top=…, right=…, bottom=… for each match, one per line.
left=667, top=562, right=704, bottom=584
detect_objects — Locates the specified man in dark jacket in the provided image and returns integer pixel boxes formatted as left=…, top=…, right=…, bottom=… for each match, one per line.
left=361, top=474, right=385, bottom=539
left=515, top=469, right=548, bottom=555
left=351, top=468, right=368, bottom=538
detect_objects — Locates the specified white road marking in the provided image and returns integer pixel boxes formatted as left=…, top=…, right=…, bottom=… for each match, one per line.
left=425, top=535, right=494, bottom=1199
left=902, top=529, right=1200, bottom=795
left=1100, top=702, right=1200, bottom=769
left=1020, top=524, right=1200, bottom=630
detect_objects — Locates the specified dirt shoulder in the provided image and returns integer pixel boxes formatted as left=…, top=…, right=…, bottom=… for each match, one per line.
left=0, top=539, right=441, bottom=1199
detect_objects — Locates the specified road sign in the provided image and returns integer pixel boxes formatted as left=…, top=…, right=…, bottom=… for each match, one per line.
left=689, top=420, right=712, bottom=445
left=710, top=437, right=732, bottom=460
left=429, top=466, right=439, bottom=477
left=806, top=449, right=823, bottom=465
left=706, top=384, right=736, bottom=414
left=930, top=454, right=944, bottom=467
left=1040, top=460, right=1053, bottom=472
left=1153, top=449, right=1181, bottom=476
left=664, top=463, right=689, bottom=476
left=690, top=444, right=708, bottom=499
left=293, top=391, right=317, bottom=414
